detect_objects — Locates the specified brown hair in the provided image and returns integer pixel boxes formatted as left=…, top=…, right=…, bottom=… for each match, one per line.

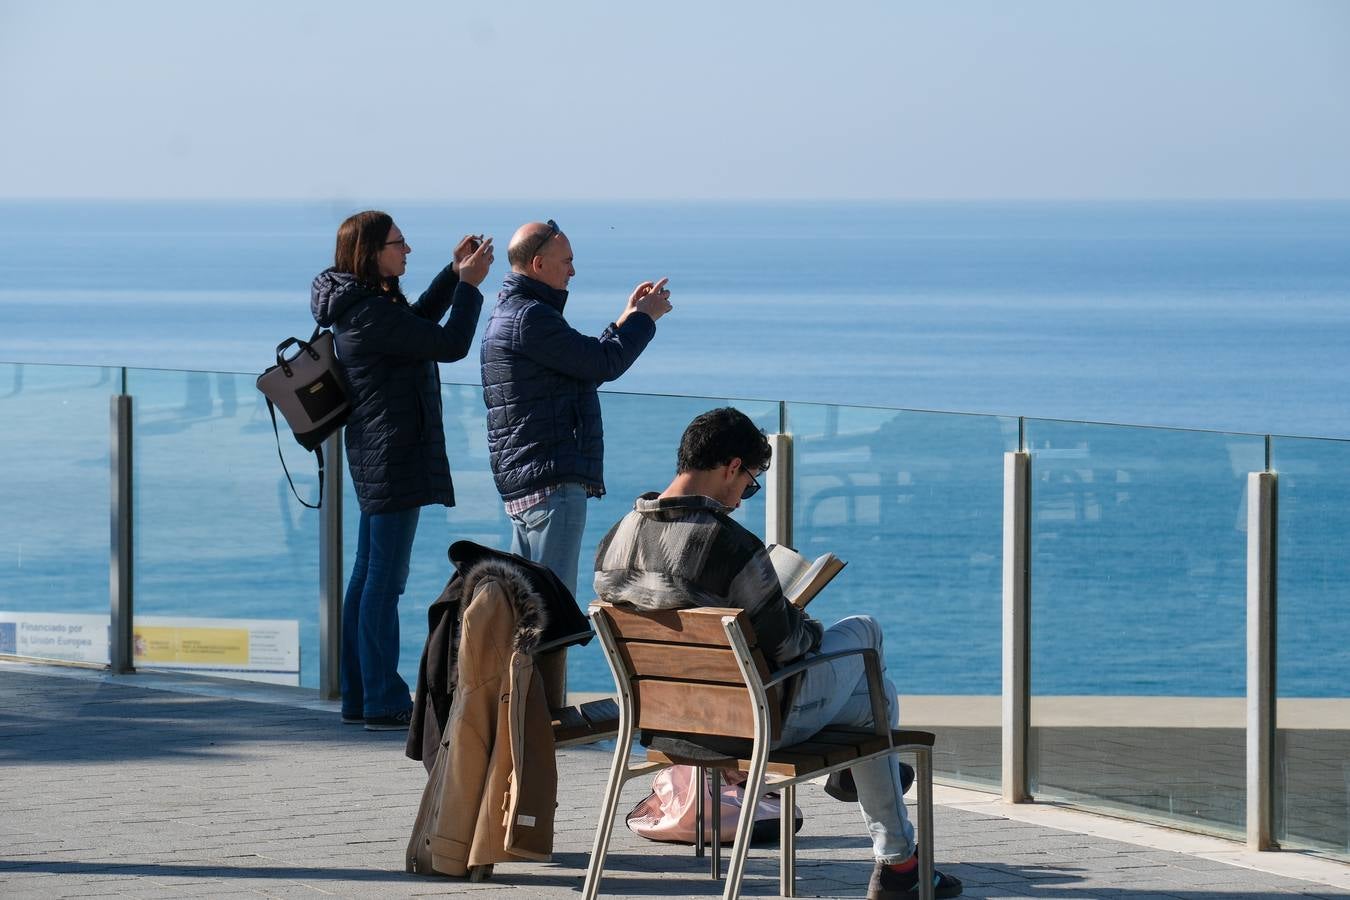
left=333, top=210, right=403, bottom=300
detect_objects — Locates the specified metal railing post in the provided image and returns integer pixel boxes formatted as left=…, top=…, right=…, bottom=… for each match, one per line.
left=318, top=431, right=344, bottom=701
left=109, top=377, right=134, bottom=673
left=1002, top=441, right=1032, bottom=803
left=1246, top=464, right=1277, bottom=849
left=766, top=432, right=793, bottom=548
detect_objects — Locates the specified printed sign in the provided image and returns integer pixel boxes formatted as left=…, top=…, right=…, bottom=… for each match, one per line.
left=135, top=626, right=250, bottom=665
left=0, top=612, right=106, bottom=663
left=0, top=611, right=300, bottom=686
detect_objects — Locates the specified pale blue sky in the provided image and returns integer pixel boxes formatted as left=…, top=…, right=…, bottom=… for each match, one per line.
left=2, top=0, right=1347, bottom=200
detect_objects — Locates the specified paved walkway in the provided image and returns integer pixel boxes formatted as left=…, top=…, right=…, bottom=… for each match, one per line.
left=2, top=662, right=1348, bottom=900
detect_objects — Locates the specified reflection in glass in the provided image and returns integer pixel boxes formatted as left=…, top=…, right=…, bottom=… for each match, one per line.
left=1027, top=419, right=1265, bottom=837
left=0, top=364, right=115, bottom=665
left=788, top=403, right=1017, bottom=788
left=130, top=368, right=318, bottom=686
left=1273, top=435, right=1350, bottom=858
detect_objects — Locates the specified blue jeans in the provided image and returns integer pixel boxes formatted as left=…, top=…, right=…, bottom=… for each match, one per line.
left=507, top=483, right=588, bottom=598
left=776, top=615, right=916, bottom=863
left=341, top=507, right=420, bottom=719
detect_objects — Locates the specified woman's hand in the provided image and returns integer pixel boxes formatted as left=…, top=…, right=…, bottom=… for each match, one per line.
left=457, top=237, right=494, bottom=287
left=450, top=234, right=483, bottom=273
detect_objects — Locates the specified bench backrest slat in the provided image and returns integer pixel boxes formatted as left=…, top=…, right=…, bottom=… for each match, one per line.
left=599, top=603, right=745, bottom=644
left=620, top=642, right=750, bottom=684
left=593, top=602, right=782, bottom=743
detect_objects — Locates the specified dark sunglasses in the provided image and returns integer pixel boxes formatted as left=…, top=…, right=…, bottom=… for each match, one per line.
left=741, top=467, right=763, bottom=501
left=528, top=219, right=560, bottom=259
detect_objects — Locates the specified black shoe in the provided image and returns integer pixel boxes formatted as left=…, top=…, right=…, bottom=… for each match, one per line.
left=340, top=713, right=363, bottom=725
left=867, top=858, right=963, bottom=899
left=824, top=761, right=915, bottom=803
left=364, top=709, right=412, bottom=731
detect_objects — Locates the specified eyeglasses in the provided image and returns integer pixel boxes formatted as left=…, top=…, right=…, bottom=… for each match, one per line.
left=741, top=467, right=763, bottom=501
left=527, top=219, right=560, bottom=260
left=383, top=237, right=409, bottom=249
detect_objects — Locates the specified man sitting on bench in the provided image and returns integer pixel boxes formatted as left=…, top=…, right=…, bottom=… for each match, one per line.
left=592, top=407, right=963, bottom=900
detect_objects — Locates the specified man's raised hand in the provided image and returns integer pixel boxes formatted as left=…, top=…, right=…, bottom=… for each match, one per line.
left=621, top=277, right=672, bottom=324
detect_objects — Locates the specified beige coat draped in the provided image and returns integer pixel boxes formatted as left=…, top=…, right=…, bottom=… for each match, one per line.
left=406, top=559, right=557, bottom=876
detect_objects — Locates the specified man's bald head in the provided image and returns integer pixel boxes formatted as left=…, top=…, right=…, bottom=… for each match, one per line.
left=508, top=221, right=563, bottom=271
left=508, top=220, right=574, bottom=290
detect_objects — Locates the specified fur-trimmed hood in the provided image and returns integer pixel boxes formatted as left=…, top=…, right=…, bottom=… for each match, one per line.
left=457, top=557, right=548, bottom=655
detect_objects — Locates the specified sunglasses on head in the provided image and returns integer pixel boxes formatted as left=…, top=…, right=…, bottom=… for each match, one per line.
left=528, top=219, right=560, bottom=259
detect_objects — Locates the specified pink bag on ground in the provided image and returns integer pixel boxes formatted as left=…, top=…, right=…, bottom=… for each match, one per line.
left=625, top=765, right=804, bottom=846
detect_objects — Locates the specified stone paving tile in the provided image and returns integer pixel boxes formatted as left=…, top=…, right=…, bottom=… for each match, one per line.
left=3, top=666, right=1349, bottom=900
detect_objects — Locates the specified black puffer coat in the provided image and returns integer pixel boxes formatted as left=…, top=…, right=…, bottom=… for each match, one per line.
left=311, top=265, right=483, bottom=515
left=480, top=273, right=655, bottom=501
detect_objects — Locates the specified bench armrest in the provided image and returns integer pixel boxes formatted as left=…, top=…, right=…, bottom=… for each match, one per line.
left=762, top=646, right=891, bottom=738
left=762, top=646, right=878, bottom=687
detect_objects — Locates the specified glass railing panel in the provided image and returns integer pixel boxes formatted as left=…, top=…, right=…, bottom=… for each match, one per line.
left=128, top=368, right=317, bottom=686
left=345, top=383, right=512, bottom=705
left=1272, top=435, right=1350, bottom=858
left=0, top=363, right=116, bottom=665
left=1025, top=418, right=1265, bottom=837
left=786, top=402, right=1018, bottom=788
left=354, top=386, right=779, bottom=700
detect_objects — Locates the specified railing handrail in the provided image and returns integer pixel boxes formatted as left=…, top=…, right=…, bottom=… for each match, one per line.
left=3, top=358, right=1348, bottom=444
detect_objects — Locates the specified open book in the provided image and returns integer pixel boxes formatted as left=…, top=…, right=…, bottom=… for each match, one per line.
left=766, top=543, right=846, bottom=609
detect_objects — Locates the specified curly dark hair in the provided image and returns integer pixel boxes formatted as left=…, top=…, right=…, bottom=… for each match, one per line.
left=676, top=407, right=772, bottom=475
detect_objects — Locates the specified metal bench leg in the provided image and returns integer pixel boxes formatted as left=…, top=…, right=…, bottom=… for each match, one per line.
left=695, top=766, right=706, bottom=859
left=710, top=768, right=722, bottom=879
left=780, top=783, right=797, bottom=897
left=582, top=752, right=638, bottom=900
left=916, top=747, right=934, bottom=900
left=723, top=761, right=768, bottom=900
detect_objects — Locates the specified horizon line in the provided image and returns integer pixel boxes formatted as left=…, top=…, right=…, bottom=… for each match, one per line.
left=4, top=195, right=1350, bottom=205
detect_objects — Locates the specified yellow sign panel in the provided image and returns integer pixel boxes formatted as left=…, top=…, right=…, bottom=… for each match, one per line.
left=134, top=626, right=249, bottom=665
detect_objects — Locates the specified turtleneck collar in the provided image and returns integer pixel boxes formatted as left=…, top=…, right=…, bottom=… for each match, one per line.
left=500, top=272, right=568, bottom=313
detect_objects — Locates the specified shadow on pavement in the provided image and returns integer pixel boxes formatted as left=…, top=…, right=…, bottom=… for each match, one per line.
left=0, top=673, right=401, bottom=765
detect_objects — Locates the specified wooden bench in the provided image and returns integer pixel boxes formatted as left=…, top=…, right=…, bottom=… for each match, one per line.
left=552, top=697, right=620, bottom=748
left=582, top=601, right=936, bottom=900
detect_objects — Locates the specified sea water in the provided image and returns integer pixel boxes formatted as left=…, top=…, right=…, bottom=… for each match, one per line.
left=4, top=199, right=1349, bottom=437
left=1, top=200, right=1347, bottom=696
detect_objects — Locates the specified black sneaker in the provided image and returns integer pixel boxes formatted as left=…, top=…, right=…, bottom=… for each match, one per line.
left=825, top=761, right=915, bottom=803
left=867, top=858, right=963, bottom=899
left=340, top=712, right=363, bottom=725
left=364, top=709, right=413, bottom=731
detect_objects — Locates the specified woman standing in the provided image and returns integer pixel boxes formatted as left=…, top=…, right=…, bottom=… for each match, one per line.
left=311, top=211, right=493, bottom=730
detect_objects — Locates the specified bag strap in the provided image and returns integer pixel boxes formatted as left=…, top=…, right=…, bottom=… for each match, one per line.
left=266, top=398, right=323, bottom=509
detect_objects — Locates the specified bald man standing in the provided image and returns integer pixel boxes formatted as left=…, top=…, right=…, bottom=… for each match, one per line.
left=481, top=219, right=672, bottom=610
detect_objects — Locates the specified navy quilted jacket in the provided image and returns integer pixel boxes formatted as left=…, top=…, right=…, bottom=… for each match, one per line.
left=481, top=273, right=656, bottom=501
left=311, top=265, right=483, bottom=515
